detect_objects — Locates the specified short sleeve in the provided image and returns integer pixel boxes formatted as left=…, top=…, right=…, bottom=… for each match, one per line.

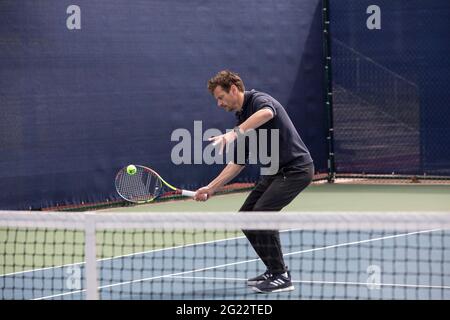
left=252, top=95, right=277, bottom=117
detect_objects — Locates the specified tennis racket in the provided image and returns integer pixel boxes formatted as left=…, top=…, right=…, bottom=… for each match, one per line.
left=115, top=165, right=196, bottom=204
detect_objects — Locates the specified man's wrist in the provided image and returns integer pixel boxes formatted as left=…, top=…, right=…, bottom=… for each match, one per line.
left=233, top=126, right=244, bottom=138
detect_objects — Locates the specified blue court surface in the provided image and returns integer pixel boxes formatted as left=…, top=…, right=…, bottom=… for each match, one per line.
left=2, top=228, right=449, bottom=300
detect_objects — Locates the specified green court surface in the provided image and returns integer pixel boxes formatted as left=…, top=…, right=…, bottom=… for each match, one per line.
left=103, top=183, right=450, bottom=213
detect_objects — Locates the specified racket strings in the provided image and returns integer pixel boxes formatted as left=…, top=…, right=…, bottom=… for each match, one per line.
left=116, top=167, right=162, bottom=202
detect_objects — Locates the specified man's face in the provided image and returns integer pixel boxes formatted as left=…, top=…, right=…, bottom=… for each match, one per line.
left=213, top=85, right=240, bottom=112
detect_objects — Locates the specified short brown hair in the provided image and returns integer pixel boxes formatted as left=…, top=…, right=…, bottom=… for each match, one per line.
left=207, top=70, right=245, bottom=94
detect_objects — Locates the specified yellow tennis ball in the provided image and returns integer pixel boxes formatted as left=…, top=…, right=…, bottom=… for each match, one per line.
left=126, top=165, right=137, bottom=175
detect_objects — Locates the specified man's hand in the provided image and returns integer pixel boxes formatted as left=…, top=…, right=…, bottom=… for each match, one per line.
left=194, top=186, right=215, bottom=201
left=208, top=130, right=237, bottom=155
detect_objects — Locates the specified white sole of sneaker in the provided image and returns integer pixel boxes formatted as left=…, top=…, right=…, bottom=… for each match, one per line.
left=252, top=285, right=295, bottom=293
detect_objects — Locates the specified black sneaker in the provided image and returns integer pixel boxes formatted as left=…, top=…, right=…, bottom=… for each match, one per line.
left=252, top=271, right=294, bottom=293
left=247, top=270, right=272, bottom=286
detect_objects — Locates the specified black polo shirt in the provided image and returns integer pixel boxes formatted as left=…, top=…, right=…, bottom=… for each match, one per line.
left=233, top=89, right=313, bottom=172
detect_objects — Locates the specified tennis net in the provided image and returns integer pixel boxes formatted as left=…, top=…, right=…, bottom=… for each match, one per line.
left=1, top=211, right=449, bottom=300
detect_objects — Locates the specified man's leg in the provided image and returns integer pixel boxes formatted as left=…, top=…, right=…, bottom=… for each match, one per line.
left=239, top=175, right=275, bottom=269
left=244, top=164, right=314, bottom=274
left=239, top=175, right=275, bottom=211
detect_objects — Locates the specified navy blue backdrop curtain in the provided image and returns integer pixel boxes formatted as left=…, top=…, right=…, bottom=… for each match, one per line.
left=330, top=1, right=450, bottom=175
left=0, top=0, right=326, bottom=210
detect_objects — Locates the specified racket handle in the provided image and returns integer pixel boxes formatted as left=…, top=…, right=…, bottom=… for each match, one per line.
left=181, top=190, right=196, bottom=197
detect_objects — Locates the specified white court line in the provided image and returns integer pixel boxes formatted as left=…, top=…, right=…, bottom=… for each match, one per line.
left=168, top=275, right=450, bottom=290
left=1, top=234, right=247, bottom=278
left=284, top=228, right=441, bottom=257
left=3, top=225, right=332, bottom=278
left=34, top=257, right=261, bottom=300
left=33, top=228, right=444, bottom=300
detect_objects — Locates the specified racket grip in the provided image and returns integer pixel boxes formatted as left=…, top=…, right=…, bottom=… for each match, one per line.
left=181, top=190, right=196, bottom=197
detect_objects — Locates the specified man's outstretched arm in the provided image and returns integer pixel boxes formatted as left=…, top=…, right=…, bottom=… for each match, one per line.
left=194, top=162, right=245, bottom=201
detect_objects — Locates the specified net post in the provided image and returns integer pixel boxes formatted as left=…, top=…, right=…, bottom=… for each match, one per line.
left=84, top=213, right=99, bottom=300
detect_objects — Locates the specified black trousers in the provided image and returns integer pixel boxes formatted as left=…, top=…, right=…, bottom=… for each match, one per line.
left=240, top=162, right=314, bottom=275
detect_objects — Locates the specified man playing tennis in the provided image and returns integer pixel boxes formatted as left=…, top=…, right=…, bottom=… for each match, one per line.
left=194, top=70, right=314, bottom=293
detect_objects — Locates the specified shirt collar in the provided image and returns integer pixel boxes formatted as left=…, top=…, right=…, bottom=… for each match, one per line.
left=236, top=90, right=255, bottom=117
